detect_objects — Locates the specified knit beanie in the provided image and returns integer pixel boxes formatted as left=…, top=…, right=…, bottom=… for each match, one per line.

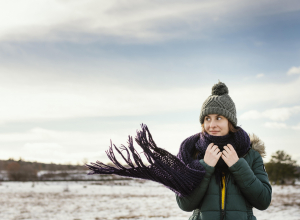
left=199, top=81, right=237, bottom=126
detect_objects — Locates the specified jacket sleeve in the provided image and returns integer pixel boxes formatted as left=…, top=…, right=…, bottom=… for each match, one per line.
left=175, top=159, right=215, bottom=212
left=228, top=151, right=272, bottom=210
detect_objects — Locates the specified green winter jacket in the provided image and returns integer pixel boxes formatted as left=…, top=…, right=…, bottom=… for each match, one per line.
left=176, top=134, right=272, bottom=220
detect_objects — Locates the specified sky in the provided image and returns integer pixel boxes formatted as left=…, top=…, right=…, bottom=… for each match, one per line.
left=0, top=0, right=300, bottom=165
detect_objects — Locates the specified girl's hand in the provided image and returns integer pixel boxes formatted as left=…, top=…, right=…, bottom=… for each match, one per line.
left=204, top=143, right=222, bottom=167
left=221, top=144, right=239, bottom=167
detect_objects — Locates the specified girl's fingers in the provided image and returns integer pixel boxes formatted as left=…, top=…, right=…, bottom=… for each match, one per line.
left=222, top=147, right=229, bottom=154
left=222, top=150, right=229, bottom=157
left=207, top=143, right=214, bottom=150
left=217, top=152, right=222, bottom=158
left=221, top=154, right=227, bottom=161
left=227, top=144, right=234, bottom=150
left=224, top=146, right=230, bottom=151
left=212, top=145, right=219, bottom=152
left=212, top=149, right=220, bottom=156
left=212, top=145, right=218, bottom=150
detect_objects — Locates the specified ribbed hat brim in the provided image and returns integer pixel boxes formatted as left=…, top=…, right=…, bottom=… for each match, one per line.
left=199, top=107, right=237, bottom=126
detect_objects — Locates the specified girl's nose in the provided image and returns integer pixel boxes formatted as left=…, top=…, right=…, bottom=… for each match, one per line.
left=210, top=119, right=218, bottom=128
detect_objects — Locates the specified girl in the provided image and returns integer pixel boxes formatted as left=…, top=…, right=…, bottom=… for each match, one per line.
left=176, top=82, right=272, bottom=220
left=87, top=81, right=272, bottom=220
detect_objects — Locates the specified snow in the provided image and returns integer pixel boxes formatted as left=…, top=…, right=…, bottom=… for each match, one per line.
left=0, top=180, right=299, bottom=220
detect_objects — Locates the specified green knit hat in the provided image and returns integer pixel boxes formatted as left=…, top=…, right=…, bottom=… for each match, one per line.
left=199, top=81, right=237, bottom=126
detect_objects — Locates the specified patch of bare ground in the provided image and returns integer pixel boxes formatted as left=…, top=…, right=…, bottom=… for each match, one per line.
left=271, top=187, right=300, bottom=208
left=113, top=214, right=171, bottom=219
left=114, top=215, right=144, bottom=219
left=149, top=214, right=171, bottom=218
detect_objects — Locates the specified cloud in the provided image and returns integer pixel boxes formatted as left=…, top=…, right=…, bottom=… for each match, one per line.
left=1, top=0, right=300, bottom=43
left=0, top=122, right=199, bottom=164
left=231, top=76, right=300, bottom=110
left=240, top=110, right=261, bottom=120
left=0, top=127, right=110, bottom=145
left=0, top=79, right=209, bottom=123
left=256, top=74, right=264, bottom=78
left=264, top=107, right=300, bottom=121
left=287, top=66, right=300, bottom=75
left=1, top=62, right=300, bottom=123
left=292, top=123, right=300, bottom=130
left=24, top=142, right=61, bottom=150
left=0, top=0, right=228, bottom=42
left=240, top=106, right=300, bottom=121
left=0, top=127, right=124, bottom=163
left=264, top=122, right=287, bottom=129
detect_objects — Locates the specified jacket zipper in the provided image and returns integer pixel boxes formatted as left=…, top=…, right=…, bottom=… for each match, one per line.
left=220, top=178, right=224, bottom=220
left=220, top=148, right=250, bottom=220
left=220, top=173, right=230, bottom=220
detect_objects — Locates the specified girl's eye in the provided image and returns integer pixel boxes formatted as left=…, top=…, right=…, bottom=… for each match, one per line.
left=217, top=117, right=221, bottom=120
left=205, top=118, right=210, bottom=121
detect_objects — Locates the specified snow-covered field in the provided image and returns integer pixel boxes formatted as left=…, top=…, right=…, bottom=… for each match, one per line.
left=0, top=180, right=299, bottom=220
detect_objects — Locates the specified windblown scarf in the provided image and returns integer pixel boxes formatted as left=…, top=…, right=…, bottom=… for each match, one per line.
left=86, top=124, right=251, bottom=197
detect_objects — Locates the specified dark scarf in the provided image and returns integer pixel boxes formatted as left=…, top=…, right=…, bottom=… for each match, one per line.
left=86, top=124, right=251, bottom=197
left=189, top=128, right=251, bottom=186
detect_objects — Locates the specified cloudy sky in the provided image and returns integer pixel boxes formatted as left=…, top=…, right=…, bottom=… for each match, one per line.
left=0, top=0, right=300, bottom=165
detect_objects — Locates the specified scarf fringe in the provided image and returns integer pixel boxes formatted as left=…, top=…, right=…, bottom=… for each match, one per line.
left=86, top=124, right=158, bottom=174
left=86, top=124, right=205, bottom=197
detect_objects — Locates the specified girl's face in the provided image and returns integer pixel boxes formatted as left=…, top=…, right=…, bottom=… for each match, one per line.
left=204, top=114, right=229, bottom=136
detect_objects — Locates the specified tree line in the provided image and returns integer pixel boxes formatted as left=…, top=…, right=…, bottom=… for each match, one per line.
left=0, top=158, right=86, bottom=181
left=1, top=151, right=299, bottom=184
left=265, top=150, right=300, bottom=185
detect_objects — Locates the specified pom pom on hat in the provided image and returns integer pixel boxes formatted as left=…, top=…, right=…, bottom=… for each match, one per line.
left=211, top=81, right=229, bottom=96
